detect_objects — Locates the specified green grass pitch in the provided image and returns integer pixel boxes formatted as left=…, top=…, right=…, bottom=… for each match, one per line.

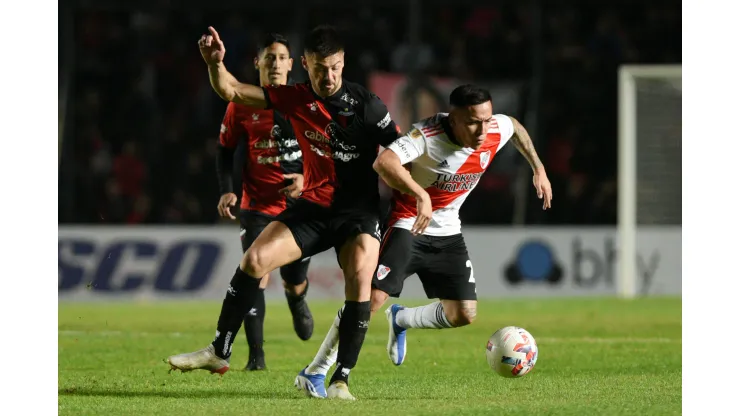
left=59, top=298, right=681, bottom=415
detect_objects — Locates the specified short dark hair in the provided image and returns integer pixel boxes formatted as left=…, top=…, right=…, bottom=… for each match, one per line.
left=257, top=33, right=291, bottom=55
left=449, top=84, right=492, bottom=108
left=304, top=25, right=344, bottom=57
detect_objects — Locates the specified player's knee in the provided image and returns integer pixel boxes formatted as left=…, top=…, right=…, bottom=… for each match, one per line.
left=243, top=246, right=270, bottom=277
left=446, top=304, right=477, bottom=327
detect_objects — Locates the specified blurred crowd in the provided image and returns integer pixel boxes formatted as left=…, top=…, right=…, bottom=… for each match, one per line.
left=59, top=0, right=680, bottom=225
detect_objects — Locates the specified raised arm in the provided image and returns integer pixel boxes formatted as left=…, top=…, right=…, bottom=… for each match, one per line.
left=198, top=27, right=267, bottom=108
left=506, top=116, right=552, bottom=209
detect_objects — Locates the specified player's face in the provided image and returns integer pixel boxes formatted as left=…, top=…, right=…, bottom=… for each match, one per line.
left=450, top=101, right=494, bottom=149
left=255, top=43, right=293, bottom=87
left=302, top=51, right=344, bottom=98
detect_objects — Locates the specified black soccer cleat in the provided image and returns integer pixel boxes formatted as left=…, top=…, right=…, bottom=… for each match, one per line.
left=244, top=353, right=266, bottom=371
left=286, top=284, right=314, bottom=341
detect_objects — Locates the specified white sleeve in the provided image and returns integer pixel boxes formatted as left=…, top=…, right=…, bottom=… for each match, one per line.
left=493, top=114, right=515, bottom=143
left=386, top=129, right=426, bottom=164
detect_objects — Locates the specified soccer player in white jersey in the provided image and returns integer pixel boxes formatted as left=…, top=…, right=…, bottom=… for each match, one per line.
left=294, top=84, right=552, bottom=397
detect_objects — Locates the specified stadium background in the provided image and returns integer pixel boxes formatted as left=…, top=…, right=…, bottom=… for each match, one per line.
left=58, top=0, right=680, bottom=301
left=58, top=1, right=681, bottom=413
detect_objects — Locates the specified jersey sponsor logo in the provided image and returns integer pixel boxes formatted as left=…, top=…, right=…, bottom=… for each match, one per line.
left=480, top=150, right=491, bottom=169
left=304, top=130, right=331, bottom=144
left=393, top=140, right=413, bottom=159
left=309, top=144, right=359, bottom=162
left=252, top=113, right=259, bottom=121
left=377, top=112, right=392, bottom=129
left=58, top=239, right=221, bottom=293
left=257, top=150, right=302, bottom=164
left=376, top=264, right=391, bottom=280
left=304, top=126, right=357, bottom=151
left=220, top=124, right=228, bottom=133
left=254, top=138, right=299, bottom=149
left=308, top=102, right=318, bottom=112
left=438, top=159, right=450, bottom=168
left=430, top=172, right=484, bottom=192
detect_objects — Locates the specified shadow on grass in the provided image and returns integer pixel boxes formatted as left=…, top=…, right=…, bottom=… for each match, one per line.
left=58, top=386, right=412, bottom=401
left=58, top=387, right=302, bottom=400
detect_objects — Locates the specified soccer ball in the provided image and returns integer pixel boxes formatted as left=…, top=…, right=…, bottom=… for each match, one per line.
left=485, top=326, right=538, bottom=378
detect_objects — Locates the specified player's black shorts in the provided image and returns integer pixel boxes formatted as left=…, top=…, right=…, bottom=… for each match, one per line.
left=371, top=227, right=476, bottom=301
left=240, top=210, right=310, bottom=285
left=277, top=199, right=381, bottom=262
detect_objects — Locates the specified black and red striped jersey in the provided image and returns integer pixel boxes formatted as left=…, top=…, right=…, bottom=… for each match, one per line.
left=219, top=102, right=302, bottom=216
left=263, top=80, right=400, bottom=211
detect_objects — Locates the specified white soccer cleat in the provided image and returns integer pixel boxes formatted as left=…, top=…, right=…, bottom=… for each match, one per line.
left=386, top=304, right=407, bottom=365
left=167, top=344, right=230, bottom=375
left=326, top=381, right=356, bottom=400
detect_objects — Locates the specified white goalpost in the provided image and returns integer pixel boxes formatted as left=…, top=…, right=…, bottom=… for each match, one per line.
left=617, top=64, right=682, bottom=298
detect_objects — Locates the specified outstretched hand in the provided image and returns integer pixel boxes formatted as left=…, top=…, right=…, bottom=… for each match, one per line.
left=198, top=26, right=225, bottom=65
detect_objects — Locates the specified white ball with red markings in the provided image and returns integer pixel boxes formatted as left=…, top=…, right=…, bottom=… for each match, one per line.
left=486, top=326, right=539, bottom=378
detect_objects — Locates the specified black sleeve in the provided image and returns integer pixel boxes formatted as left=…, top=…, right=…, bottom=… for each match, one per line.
left=216, top=144, right=235, bottom=194
left=261, top=87, right=274, bottom=110
left=365, top=93, right=401, bottom=147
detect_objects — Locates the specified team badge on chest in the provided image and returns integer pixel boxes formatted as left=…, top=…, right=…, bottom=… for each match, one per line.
left=479, top=150, right=492, bottom=169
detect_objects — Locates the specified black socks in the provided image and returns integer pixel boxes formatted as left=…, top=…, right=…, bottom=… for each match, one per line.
left=330, top=300, right=371, bottom=385
left=211, top=267, right=262, bottom=359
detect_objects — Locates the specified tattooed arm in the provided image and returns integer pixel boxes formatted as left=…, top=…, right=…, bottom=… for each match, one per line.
left=506, top=116, right=553, bottom=209
left=508, top=116, right=545, bottom=173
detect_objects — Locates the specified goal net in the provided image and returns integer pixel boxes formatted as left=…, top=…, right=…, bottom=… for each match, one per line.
left=617, top=65, right=682, bottom=298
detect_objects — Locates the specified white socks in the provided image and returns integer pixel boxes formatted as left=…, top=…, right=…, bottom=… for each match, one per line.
left=305, top=306, right=341, bottom=375
left=394, top=301, right=452, bottom=329
left=304, top=301, right=454, bottom=376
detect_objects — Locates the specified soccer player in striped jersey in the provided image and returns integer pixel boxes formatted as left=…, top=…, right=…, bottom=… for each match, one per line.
left=300, top=84, right=552, bottom=373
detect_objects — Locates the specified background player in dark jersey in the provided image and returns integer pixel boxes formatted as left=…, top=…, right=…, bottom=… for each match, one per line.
left=300, top=84, right=552, bottom=372
left=216, top=33, right=314, bottom=372
left=168, top=25, right=401, bottom=400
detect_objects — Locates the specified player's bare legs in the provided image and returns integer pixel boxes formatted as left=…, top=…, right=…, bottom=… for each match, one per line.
left=303, top=291, right=476, bottom=376
left=386, top=299, right=476, bottom=365
left=167, top=221, right=302, bottom=374
left=389, top=299, right=477, bottom=331
left=284, top=280, right=307, bottom=296
left=370, top=289, right=390, bottom=313
left=328, top=234, right=378, bottom=399
left=241, top=221, right=303, bottom=276
left=296, top=233, right=378, bottom=400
